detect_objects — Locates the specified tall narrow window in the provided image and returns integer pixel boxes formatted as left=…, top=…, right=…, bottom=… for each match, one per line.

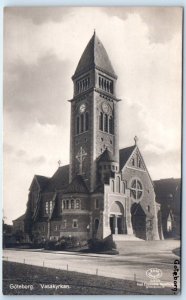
left=49, top=201, right=53, bottom=213
left=104, top=114, right=108, bottom=132
left=99, top=112, right=103, bottom=131
left=112, top=180, right=115, bottom=192
left=45, top=202, right=49, bottom=214
left=76, top=199, right=80, bottom=209
left=71, top=199, right=75, bottom=209
left=95, top=199, right=99, bottom=209
left=85, top=112, right=89, bottom=131
left=76, top=116, right=80, bottom=134
left=80, top=114, right=84, bottom=132
left=116, top=176, right=120, bottom=193
left=109, top=116, right=114, bottom=134
left=66, top=200, right=69, bottom=209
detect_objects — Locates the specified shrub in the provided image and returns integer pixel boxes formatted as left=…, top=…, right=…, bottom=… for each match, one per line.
left=88, top=235, right=116, bottom=252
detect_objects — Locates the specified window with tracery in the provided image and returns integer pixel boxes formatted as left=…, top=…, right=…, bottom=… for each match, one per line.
left=130, top=179, right=143, bottom=200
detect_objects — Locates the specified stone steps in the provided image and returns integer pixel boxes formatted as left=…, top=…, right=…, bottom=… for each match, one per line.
left=112, top=234, right=144, bottom=242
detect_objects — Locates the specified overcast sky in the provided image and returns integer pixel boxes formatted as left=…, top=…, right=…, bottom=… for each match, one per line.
left=3, top=7, right=182, bottom=224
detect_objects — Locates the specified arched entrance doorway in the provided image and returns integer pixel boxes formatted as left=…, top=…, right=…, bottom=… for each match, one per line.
left=109, top=201, right=126, bottom=234
left=131, top=203, right=146, bottom=239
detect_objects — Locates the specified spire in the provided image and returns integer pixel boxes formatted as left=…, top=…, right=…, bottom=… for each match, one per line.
left=72, top=32, right=117, bottom=79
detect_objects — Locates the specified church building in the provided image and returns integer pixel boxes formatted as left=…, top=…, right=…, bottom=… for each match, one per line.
left=18, top=32, right=163, bottom=242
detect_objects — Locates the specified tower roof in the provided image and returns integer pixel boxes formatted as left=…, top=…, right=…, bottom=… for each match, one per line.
left=98, top=148, right=116, bottom=163
left=73, top=32, right=117, bottom=79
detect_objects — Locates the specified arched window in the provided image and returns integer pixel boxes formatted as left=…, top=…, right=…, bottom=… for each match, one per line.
left=75, top=199, right=80, bottom=209
left=101, top=78, right=103, bottom=89
left=99, top=112, right=103, bottom=131
left=71, top=199, right=75, bottom=209
left=104, top=114, right=108, bottom=132
left=99, top=77, right=101, bottom=88
left=112, top=180, right=115, bottom=192
left=95, top=199, right=99, bottom=209
left=76, top=116, right=80, bottom=134
left=94, top=219, right=99, bottom=232
left=85, top=112, right=89, bottom=131
left=122, top=182, right=125, bottom=193
left=80, top=114, right=84, bottom=132
left=66, top=200, right=69, bottom=209
left=132, top=158, right=135, bottom=166
left=109, top=116, right=114, bottom=134
left=116, top=176, right=120, bottom=193
left=138, top=158, right=141, bottom=168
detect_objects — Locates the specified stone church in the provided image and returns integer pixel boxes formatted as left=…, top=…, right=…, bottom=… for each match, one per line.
left=16, top=32, right=164, bottom=242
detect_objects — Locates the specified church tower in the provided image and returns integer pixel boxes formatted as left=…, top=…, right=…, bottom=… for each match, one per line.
left=69, top=32, right=120, bottom=191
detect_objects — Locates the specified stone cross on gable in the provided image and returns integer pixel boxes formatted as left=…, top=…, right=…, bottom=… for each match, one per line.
left=134, top=136, right=138, bottom=146
left=76, top=146, right=87, bottom=174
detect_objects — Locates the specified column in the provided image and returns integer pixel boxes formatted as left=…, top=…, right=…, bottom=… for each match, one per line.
left=114, top=215, right=118, bottom=234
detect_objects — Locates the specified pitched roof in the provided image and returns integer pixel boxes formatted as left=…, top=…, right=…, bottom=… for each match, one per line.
left=64, top=175, right=89, bottom=194
left=44, top=165, right=69, bottom=192
left=119, top=145, right=136, bottom=170
left=13, top=214, right=25, bottom=222
left=98, top=148, right=116, bottom=163
left=35, top=175, right=49, bottom=190
left=73, top=32, right=117, bottom=79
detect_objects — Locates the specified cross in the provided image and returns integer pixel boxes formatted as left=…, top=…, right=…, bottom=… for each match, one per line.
left=58, top=160, right=61, bottom=167
left=134, top=136, right=138, bottom=146
left=76, top=146, right=87, bottom=174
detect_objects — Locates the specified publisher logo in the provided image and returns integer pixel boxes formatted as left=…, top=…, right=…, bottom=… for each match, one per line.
left=146, top=268, right=163, bottom=280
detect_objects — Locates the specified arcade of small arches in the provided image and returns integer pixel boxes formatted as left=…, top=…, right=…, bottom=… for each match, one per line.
left=110, top=176, right=126, bottom=194
left=76, top=76, right=90, bottom=94
left=61, top=199, right=81, bottom=210
left=98, top=74, right=113, bottom=94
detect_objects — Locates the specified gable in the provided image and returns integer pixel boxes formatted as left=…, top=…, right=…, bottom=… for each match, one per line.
left=120, top=146, right=146, bottom=172
left=127, top=148, right=146, bottom=171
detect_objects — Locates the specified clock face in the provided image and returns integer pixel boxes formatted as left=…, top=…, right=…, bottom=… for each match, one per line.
left=102, top=102, right=109, bottom=114
left=79, top=104, right=86, bottom=113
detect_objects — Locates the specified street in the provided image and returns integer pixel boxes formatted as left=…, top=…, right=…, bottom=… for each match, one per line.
left=3, top=240, right=180, bottom=285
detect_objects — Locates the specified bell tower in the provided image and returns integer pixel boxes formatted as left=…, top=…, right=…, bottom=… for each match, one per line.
left=69, top=31, right=120, bottom=191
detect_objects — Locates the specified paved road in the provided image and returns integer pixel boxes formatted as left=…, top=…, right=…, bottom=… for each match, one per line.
left=3, top=240, right=180, bottom=286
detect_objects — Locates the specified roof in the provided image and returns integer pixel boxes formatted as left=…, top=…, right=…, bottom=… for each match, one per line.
left=73, top=32, right=117, bottom=79
left=98, top=148, right=116, bottom=163
left=153, top=178, right=181, bottom=212
left=119, top=145, right=136, bottom=170
left=64, top=175, right=89, bottom=194
left=35, top=175, right=49, bottom=190
left=153, top=178, right=180, bottom=200
left=13, top=214, right=25, bottom=223
left=44, top=165, right=69, bottom=192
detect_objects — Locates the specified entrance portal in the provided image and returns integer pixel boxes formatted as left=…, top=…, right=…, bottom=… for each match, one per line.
left=117, top=216, right=122, bottom=234
left=110, top=216, right=114, bottom=234
left=131, top=203, right=146, bottom=239
left=109, top=201, right=126, bottom=235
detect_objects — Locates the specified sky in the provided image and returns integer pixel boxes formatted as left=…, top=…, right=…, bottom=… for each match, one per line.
left=3, top=7, right=182, bottom=224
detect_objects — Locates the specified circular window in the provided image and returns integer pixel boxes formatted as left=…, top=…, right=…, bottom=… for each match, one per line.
left=131, top=179, right=143, bottom=200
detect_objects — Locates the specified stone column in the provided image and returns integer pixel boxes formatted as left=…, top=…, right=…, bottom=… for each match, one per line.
left=114, top=215, right=118, bottom=234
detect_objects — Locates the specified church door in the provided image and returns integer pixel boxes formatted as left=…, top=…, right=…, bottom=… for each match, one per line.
left=117, top=216, right=122, bottom=234
left=109, top=216, right=115, bottom=234
left=131, top=203, right=146, bottom=240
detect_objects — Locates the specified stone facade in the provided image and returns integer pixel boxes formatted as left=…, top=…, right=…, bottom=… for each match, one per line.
left=16, top=32, right=164, bottom=242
